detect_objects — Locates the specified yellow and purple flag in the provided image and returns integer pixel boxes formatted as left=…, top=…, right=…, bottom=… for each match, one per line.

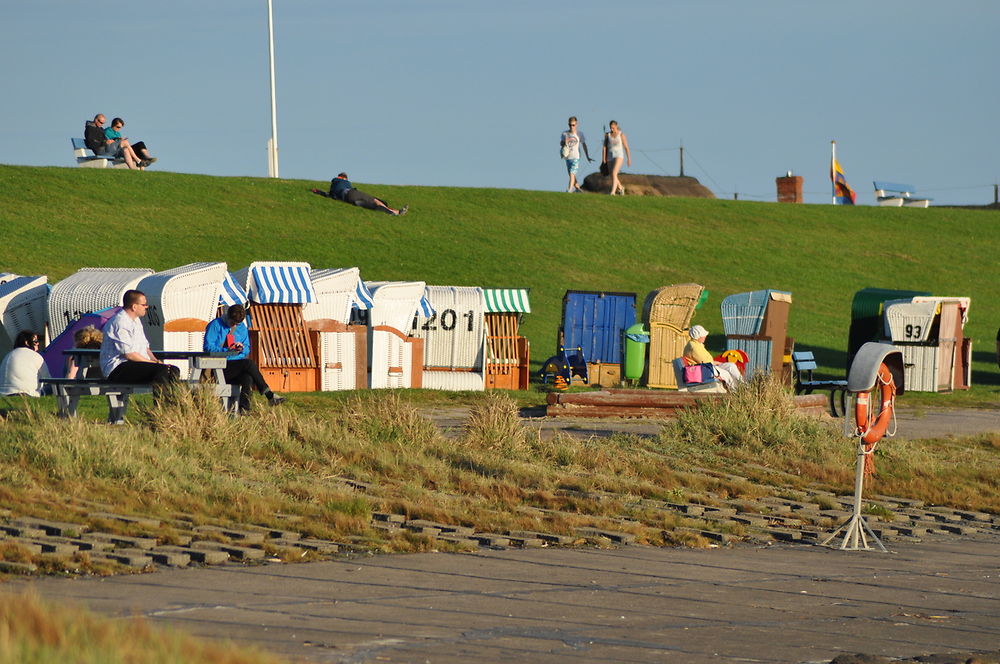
left=830, top=142, right=857, bottom=205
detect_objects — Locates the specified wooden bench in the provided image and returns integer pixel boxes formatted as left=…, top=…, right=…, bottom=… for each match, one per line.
left=791, top=351, right=848, bottom=416
left=40, top=377, right=235, bottom=425
left=873, top=181, right=932, bottom=208
left=71, top=137, right=128, bottom=169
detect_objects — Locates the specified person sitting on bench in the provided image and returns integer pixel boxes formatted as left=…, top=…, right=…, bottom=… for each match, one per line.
left=684, top=325, right=743, bottom=390
left=66, top=326, right=104, bottom=380
left=104, top=117, right=157, bottom=168
left=84, top=113, right=143, bottom=170
left=203, top=304, right=284, bottom=414
left=0, top=330, right=49, bottom=397
left=99, top=289, right=180, bottom=390
left=314, top=173, right=408, bottom=216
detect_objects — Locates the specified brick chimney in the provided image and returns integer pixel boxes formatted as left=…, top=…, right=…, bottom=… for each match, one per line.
left=776, top=172, right=803, bottom=203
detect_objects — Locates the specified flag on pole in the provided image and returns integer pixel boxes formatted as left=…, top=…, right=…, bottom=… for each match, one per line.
left=830, top=141, right=856, bottom=205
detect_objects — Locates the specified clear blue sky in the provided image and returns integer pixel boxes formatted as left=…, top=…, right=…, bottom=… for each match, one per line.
left=3, top=1, right=997, bottom=204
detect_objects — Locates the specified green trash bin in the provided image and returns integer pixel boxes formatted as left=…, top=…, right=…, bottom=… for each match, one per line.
left=623, top=323, right=649, bottom=381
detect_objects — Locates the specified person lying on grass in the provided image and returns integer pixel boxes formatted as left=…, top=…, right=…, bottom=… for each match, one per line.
left=312, top=173, right=408, bottom=216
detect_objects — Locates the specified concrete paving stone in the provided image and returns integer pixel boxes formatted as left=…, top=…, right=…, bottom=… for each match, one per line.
left=433, top=533, right=478, bottom=547
left=189, top=541, right=266, bottom=561
left=701, top=506, right=737, bottom=517
left=0, top=524, right=45, bottom=538
left=894, top=525, right=929, bottom=537
left=44, top=536, right=114, bottom=552
left=508, top=530, right=576, bottom=546
left=370, top=521, right=399, bottom=532
left=156, top=545, right=229, bottom=565
left=468, top=533, right=512, bottom=547
left=192, top=525, right=266, bottom=544
left=405, top=519, right=474, bottom=536
left=952, top=510, right=993, bottom=522
left=502, top=535, right=545, bottom=548
left=819, top=509, right=853, bottom=520
left=732, top=514, right=770, bottom=527
left=938, top=523, right=982, bottom=535
left=145, top=549, right=191, bottom=567
left=251, top=527, right=301, bottom=541
left=22, top=538, right=77, bottom=556
left=0, top=560, right=36, bottom=574
left=766, top=527, right=802, bottom=542
left=401, top=523, right=441, bottom=536
left=286, top=538, right=339, bottom=555
left=659, top=501, right=705, bottom=516
left=161, top=533, right=193, bottom=546
left=871, top=493, right=924, bottom=508
left=268, top=538, right=307, bottom=552
left=12, top=517, right=89, bottom=538
left=82, top=532, right=158, bottom=550
left=868, top=526, right=898, bottom=538
left=574, top=527, right=636, bottom=545
left=371, top=512, right=405, bottom=524
left=89, top=549, right=153, bottom=569
left=676, top=527, right=736, bottom=543
left=87, top=512, right=161, bottom=529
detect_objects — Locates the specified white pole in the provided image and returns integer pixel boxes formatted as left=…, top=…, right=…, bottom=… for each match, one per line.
left=830, top=140, right=836, bottom=205
left=267, top=0, right=279, bottom=178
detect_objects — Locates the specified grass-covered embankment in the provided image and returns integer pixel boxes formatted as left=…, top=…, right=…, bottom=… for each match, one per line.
left=1, top=164, right=998, bottom=401
left=1, top=381, right=997, bottom=576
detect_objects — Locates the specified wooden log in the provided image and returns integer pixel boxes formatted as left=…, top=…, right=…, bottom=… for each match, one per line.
left=545, top=391, right=829, bottom=419
left=547, top=404, right=682, bottom=419
left=547, top=390, right=715, bottom=407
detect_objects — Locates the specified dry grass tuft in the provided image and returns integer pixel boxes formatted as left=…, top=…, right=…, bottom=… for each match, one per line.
left=0, top=591, right=288, bottom=663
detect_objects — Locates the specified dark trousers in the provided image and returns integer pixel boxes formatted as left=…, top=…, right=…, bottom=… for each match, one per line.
left=223, top=359, right=272, bottom=412
left=106, top=361, right=180, bottom=399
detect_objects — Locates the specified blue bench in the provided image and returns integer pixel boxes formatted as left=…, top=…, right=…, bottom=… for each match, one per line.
left=791, top=351, right=847, bottom=417
left=873, top=181, right=931, bottom=208
left=71, top=137, right=128, bottom=169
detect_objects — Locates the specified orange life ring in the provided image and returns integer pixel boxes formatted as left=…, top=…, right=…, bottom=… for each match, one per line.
left=854, top=362, right=896, bottom=445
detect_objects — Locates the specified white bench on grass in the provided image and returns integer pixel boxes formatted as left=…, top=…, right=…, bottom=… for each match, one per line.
left=873, top=181, right=932, bottom=208
left=71, top=137, right=128, bottom=169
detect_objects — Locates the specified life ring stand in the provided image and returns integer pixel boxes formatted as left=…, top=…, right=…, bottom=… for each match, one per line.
left=853, top=361, right=897, bottom=476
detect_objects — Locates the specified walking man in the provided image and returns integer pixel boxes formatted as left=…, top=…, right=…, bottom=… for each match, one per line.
left=560, top=116, right=593, bottom=192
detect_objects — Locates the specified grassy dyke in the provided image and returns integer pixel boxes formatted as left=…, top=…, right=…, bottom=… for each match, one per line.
left=1, top=164, right=998, bottom=405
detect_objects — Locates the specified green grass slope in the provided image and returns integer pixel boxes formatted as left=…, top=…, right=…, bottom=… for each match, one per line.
left=1, top=164, right=997, bottom=389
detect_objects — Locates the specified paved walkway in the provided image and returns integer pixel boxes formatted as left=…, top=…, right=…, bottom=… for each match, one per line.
left=15, top=535, right=1000, bottom=663
left=425, top=405, right=1000, bottom=442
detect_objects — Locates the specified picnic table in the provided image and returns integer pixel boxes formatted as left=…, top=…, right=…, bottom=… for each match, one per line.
left=42, top=349, right=236, bottom=424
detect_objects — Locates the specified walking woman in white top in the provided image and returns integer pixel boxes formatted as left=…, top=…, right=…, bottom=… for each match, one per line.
left=602, top=120, right=631, bottom=195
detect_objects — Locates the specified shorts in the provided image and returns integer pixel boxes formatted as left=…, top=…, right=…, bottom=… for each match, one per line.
left=564, top=158, right=580, bottom=174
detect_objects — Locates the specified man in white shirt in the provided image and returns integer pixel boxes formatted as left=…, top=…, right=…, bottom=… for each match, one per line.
left=100, top=290, right=179, bottom=388
left=560, top=116, right=594, bottom=193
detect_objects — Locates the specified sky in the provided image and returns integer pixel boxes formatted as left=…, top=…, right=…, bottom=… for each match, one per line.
left=2, top=1, right=998, bottom=205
